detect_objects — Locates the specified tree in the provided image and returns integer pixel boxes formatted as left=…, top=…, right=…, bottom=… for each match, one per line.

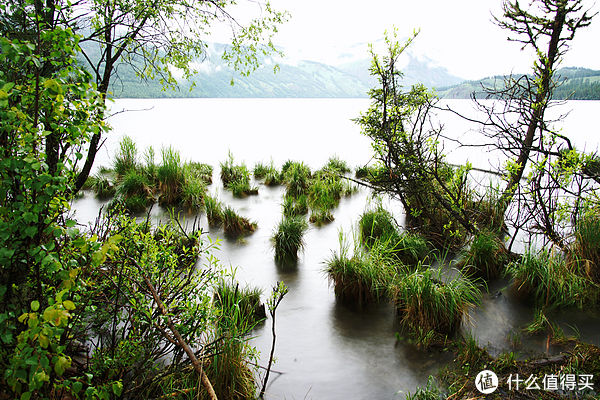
left=463, top=0, right=596, bottom=250
left=1, top=0, right=288, bottom=192
left=354, top=30, right=488, bottom=250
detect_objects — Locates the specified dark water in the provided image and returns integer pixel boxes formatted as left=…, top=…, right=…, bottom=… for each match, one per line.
left=72, top=98, right=600, bottom=399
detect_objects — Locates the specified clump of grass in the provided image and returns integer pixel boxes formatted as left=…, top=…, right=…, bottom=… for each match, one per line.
left=325, top=233, right=396, bottom=306
left=180, top=177, right=206, bottom=213
left=141, top=146, right=158, bottom=186
left=506, top=248, right=599, bottom=308
left=205, top=195, right=224, bottom=227
left=158, top=146, right=185, bottom=206
left=207, top=278, right=261, bottom=400
left=405, top=376, right=443, bottom=400
left=113, top=136, right=138, bottom=177
left=115, top=170, right=154, bottom=213
left=391, top=267, right=480, bottom=336
left=323, top=156, right=350, bottom=174
left=573, top=210, right=600, bottom=281
left=185, top=162, right=213, bottom=185
left=307, top=172, right=342, bottom=225
left=264, top=166, right=282, bottom=186
left=458, top=230, right=508, bottom=280
left=272, top=216, right=308, bottom=262
left=220, top=153, right=257, bottom=197
left=253, top=162, right=269, bottom=179
left=359, top=206, right=429, bottom=265
left=213, top=280, right=266, bottom=326
left=223, top=206, right=257, bottom=237
left=282, top=161, right=311, bottom=197
left=90, top=173, right=116, bottom=199
left=282, top=193, right=308, bottom=218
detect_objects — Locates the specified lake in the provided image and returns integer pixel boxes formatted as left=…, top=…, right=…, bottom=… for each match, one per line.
left=73, top=98, right=600, bottom=399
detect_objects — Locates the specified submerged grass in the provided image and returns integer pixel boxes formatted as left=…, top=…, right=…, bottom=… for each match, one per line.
left=272, top=216, right=308, bottom=262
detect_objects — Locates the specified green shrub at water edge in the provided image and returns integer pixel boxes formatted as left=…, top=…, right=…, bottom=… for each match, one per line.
left=272, top=216, right=308, bottom=262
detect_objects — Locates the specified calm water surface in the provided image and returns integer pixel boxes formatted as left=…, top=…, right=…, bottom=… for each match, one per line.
left=74, top=98, right=600, bottom=399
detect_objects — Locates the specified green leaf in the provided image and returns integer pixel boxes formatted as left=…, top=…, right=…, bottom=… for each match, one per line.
left=112, top=381, right=123, bottom=396
left=63, top=300, right=75, bottom=311
left=31, top=300, right=39, bottom=311
left=54, top=356, right=71, bottom=376
left=72, top=381, right=83, bottom=394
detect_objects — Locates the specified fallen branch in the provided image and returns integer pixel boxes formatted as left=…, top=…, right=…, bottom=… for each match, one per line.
left=129, top=256, right=218, bottom=400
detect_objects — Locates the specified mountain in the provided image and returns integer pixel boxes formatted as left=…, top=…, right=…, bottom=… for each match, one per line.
left=84, top=43, right=465, bottom=98
left=436, top=67, right=600, bottom=100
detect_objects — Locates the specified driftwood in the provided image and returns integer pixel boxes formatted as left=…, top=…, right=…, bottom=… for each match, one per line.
left=130, top=257, right=218, bottom=400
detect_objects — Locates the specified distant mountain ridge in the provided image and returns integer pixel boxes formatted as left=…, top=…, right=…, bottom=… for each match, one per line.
left=436, top=67, right=600, bottom=100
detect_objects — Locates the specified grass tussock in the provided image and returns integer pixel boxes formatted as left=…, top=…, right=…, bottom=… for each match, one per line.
left=205, top=195, right=224, bottom=227
left=272, top=216, right=308, bottom=262
left=323, top=156, right=351, bottom=174
left=90, top=173, right=116, bottom=199
left=220, top=152, right=257, bottom=197
left=115, top=170, right=154, bottom=213
left=282, top=161, right=311, bottom=197
left=114, top=135, right=138, bottom=177
left=213, top=280, right=266, bottom=326
left=458, top=230, right=509, bottom=280
left=391, top=267, right=480, bottom=336
left=222, top=206, right=257, bottom=237
left=158, top=146, right=186, bottom=206
left=506, top=248, right=599, bottom=309
left=325, top=233, right=397, bottom=306
left=359, top=206, right=429, bottom=265
left=572, top=210, right=600, bottom=282
left=282, top=193, right=308, bottom=218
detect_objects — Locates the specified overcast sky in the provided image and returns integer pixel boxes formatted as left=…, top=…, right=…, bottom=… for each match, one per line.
left=263, top=0, right=600, bottom=80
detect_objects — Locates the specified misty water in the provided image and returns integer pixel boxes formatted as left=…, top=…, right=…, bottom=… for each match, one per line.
left=73, top=98, right=600, bottom=399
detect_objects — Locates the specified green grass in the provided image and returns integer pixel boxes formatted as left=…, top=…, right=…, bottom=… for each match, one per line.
left=113, top=136, right=138, bottom=177
left=307, top=172, right=342, bottom=225
left=505, top=248, right=599, bottom=309
left=158, top=146, right=185, bottom=206
left=325, top=233, right=396, bottom=306
left=205, top=195, right=224, bottom=227
left=220, top=153, right=257, bottom=197
left=323, top=156, right=351, bottom=174
left=115, top=170, right=154, bottom=213
left=282, top=193, right=308, bottom=218
left=283, top=161, right=311, bottom=197
left=90, top=173, right=116, bottom=199
left=272, top=216, right=308, bottom=262
left=263, top=166, right=282, bottom=186
left=142, top=146, right=158, bottom=185
left=181, top=177, right=206, bottom=213
left=213, top=280, right=266, bottom=326
left=391, top=267, right=481, bottom=336
left=153, top=220, right=201, bottom=268
left=222, top=206, right=257, bottom=237
left=253, top=162, right=269, bottom=179
left=573, top=210, right=600, bottom=281
left=185, top=162, right=213, bottom=185
left=458, top=230, right=508, bottom=280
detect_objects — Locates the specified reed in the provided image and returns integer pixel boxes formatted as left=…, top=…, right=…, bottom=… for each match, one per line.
left=272, top=216, right=308, bottom=262
left=573, top=210, right=600, bottom=281
left=181, top=177, right=206, bottom=213
left=391, top=267, right=480, bottom=336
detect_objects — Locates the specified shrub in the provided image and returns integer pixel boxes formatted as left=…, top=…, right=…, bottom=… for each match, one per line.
left=272, top=216, right=308, bottom=262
